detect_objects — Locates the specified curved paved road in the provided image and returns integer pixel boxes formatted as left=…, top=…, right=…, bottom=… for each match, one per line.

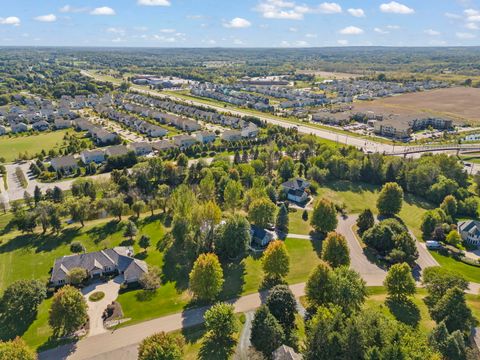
left=39, top=215, right=447, bottom=360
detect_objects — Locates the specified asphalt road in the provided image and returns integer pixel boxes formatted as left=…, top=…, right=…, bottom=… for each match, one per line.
left=39, top=215, right=444, bottom=360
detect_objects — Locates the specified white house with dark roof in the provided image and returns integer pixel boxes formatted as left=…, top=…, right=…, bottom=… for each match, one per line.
left=458, top=220, right=480, bottom=246
left=281, top=178, right=310, bottom=203
left=50, top=246, right=148, bottom=286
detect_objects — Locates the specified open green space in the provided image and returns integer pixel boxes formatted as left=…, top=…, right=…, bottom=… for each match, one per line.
left=0, top=129, right=77, bottom=162
left=430, top=250, right=480, bottom=283
left=315, top=180, right=433, bottom=239
left=117, top=236, right=321, bottom=327
left=288, top=209, right=312, bottom=235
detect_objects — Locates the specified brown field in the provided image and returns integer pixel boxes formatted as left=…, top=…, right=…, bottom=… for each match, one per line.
left=353, top=87, right=480, bottom=124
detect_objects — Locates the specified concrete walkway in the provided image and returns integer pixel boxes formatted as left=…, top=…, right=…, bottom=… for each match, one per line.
left=234, top=311, right=254, bottom=360
left=81, top=276, right=123, bottom=337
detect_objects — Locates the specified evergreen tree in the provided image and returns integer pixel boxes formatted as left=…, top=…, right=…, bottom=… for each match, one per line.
left=276, top=203, right=289, bottom=234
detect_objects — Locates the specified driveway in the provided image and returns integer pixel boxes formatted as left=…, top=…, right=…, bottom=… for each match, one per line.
left=82, top=276, right=123, bottom=336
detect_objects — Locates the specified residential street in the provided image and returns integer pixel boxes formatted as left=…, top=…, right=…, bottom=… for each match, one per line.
left=39, top=214, right=445, bottom=360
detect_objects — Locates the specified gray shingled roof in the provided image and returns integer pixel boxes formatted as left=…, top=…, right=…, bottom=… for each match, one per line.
left=51, top=247, right=147, bottom=284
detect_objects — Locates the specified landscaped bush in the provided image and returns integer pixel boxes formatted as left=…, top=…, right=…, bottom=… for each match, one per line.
left=89, top=291, right=105, bottom=302
left=70, top=241, right=85, bottom=253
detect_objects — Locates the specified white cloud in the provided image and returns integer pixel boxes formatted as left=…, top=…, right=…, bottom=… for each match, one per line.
left=137, top=0, right=171, bottom=6
left=203, top=39, right=217, bottom=45
left=223, top=17, right=251, bottom=28
left=317, top=3, right=342, bottom=14
left=380, top=2, right=414, bottom=14
left=425, top=29, right=440, bottom=36
left=233, top=39, right=244, bottom=45
left=456, top=32, right=476, bottom=39
left=289, top=27, right=298, bottom=32
left=107, top=27, right=126, bottom=35
left=0, top=17, right=21, bottom=26
left=160, top=28, right=176, bottom=33
left=466, top=22, right=480, bottom=30
left=296, top=40, right=308, bottom=46
left=465, top=9, right=480, bottom=22
left=337, top=39, right=349, bottom=45
left=112, top=37, right=125, bottom=43
left=305, top=33, right=317, bottom=38
left=151, top=32, right=186, bottom=43
left=386, top=25, right=400, bottom=29
left=134, top=26, right=148, bottom=31
left=374, top=27, right=389, bottom=34
left=348, top=8, right=365, bottom=17
left=255, top=0, right=341, bottom=20
left=339, top=26, right=364, bottom=35
left=34, top=14, right=57, bottom=22
left=59, top=5, right=89, bottom=13
left=445, top=12, right=461, bottom=19
left=279, top=39, right=310, bottom=47
left=90, top=7, right=116, bottom=16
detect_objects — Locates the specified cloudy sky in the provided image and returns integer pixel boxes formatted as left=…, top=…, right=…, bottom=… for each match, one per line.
left=1, top=0, right=480, bottom=47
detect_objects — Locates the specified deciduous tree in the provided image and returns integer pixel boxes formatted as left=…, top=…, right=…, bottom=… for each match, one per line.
left=321, top=232, right=350, bottom=268
left=138, top=332, right=185, bottom=360
left=311, top=198, right=337, bottom=234
left=49, top=285, right=88, bottom=337
left=377, top=182, right=403, bottom=216
left=262, top=240, right=290, bottom=282
left=384, top=263, right=416, bottom=301
left=189, top=253, right=224, bottom=301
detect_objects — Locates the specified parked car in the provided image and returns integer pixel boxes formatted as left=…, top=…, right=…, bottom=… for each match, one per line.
left=426, top=240, right=442, bottom=250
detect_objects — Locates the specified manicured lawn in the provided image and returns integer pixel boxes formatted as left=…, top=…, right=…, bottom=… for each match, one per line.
left=0, top=215, right=166, bottom=292
left=170, top=313, right=245, bottom=360
left=316, top=180, right=433, bottom=239
left=0, top=130, right=73, bottom=162
left=118, top=237, right=321, bottom=327
left=430, top=251, right=480, bottom=283
left=289, top=209, right=312, bottom=235
left=0, top=214, right=166, bottom=350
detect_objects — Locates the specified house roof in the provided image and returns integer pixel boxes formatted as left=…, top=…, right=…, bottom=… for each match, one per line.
left=106, top=145, right=129, bottom=157
left=281, top=178, right=310, bottom=192
left=272, top=345, right=301, bottom=360
left=51, top=246, right=148, bottom=283
left=51, top=155, right=77, bottom=168
left=458, top=220, right=480, bottom=236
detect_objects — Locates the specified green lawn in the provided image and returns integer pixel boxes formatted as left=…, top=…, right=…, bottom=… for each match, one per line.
left=430, top=251, right=480, bottom=283
left=118, top=237, right=321, bottom=327
left=1, top=209, right=319, bottom=349
left=314, top=180, right=433, bottom=239
left=288, top=209, right=312, bottom=235
left=0, top=130, right=73, bottom=162
left=170, top=313, right=245, bottom=360
left=0, top=214, right=166, bottom=350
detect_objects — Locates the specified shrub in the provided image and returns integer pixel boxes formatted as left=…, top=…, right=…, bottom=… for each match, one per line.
left=89, top=291, right=105, bottom=302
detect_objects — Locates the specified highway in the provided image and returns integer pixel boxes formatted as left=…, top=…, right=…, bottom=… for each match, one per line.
left=81, top=70, right=395, bottom=154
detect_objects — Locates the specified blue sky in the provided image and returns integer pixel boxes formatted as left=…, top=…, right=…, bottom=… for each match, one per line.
left=0, top=0, right=480, bottom=47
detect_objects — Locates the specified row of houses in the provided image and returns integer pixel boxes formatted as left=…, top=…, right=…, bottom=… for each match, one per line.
left=95, top=107, right=169, bottom=138
left=119, top=101, right=202, bottom=132
left=373, top=115, right=454, bottom=139
left=191, top=83, right=273, bottom=112
left=73, top=118, right=120, bottom=145
left=123, top=93, right=259, bottom=136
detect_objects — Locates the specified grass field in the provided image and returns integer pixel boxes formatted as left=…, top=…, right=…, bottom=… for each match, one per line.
left=0, top=130, right=73, bottom=162
left=0, top=204, right=321, bottom=349
left=430, top=251, right=480, bottom=283
left=289, top=209, right=312, bottom=235
left=315, top=180, right=433, bottom=239
left=117, top=237, right=321, bottom=327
